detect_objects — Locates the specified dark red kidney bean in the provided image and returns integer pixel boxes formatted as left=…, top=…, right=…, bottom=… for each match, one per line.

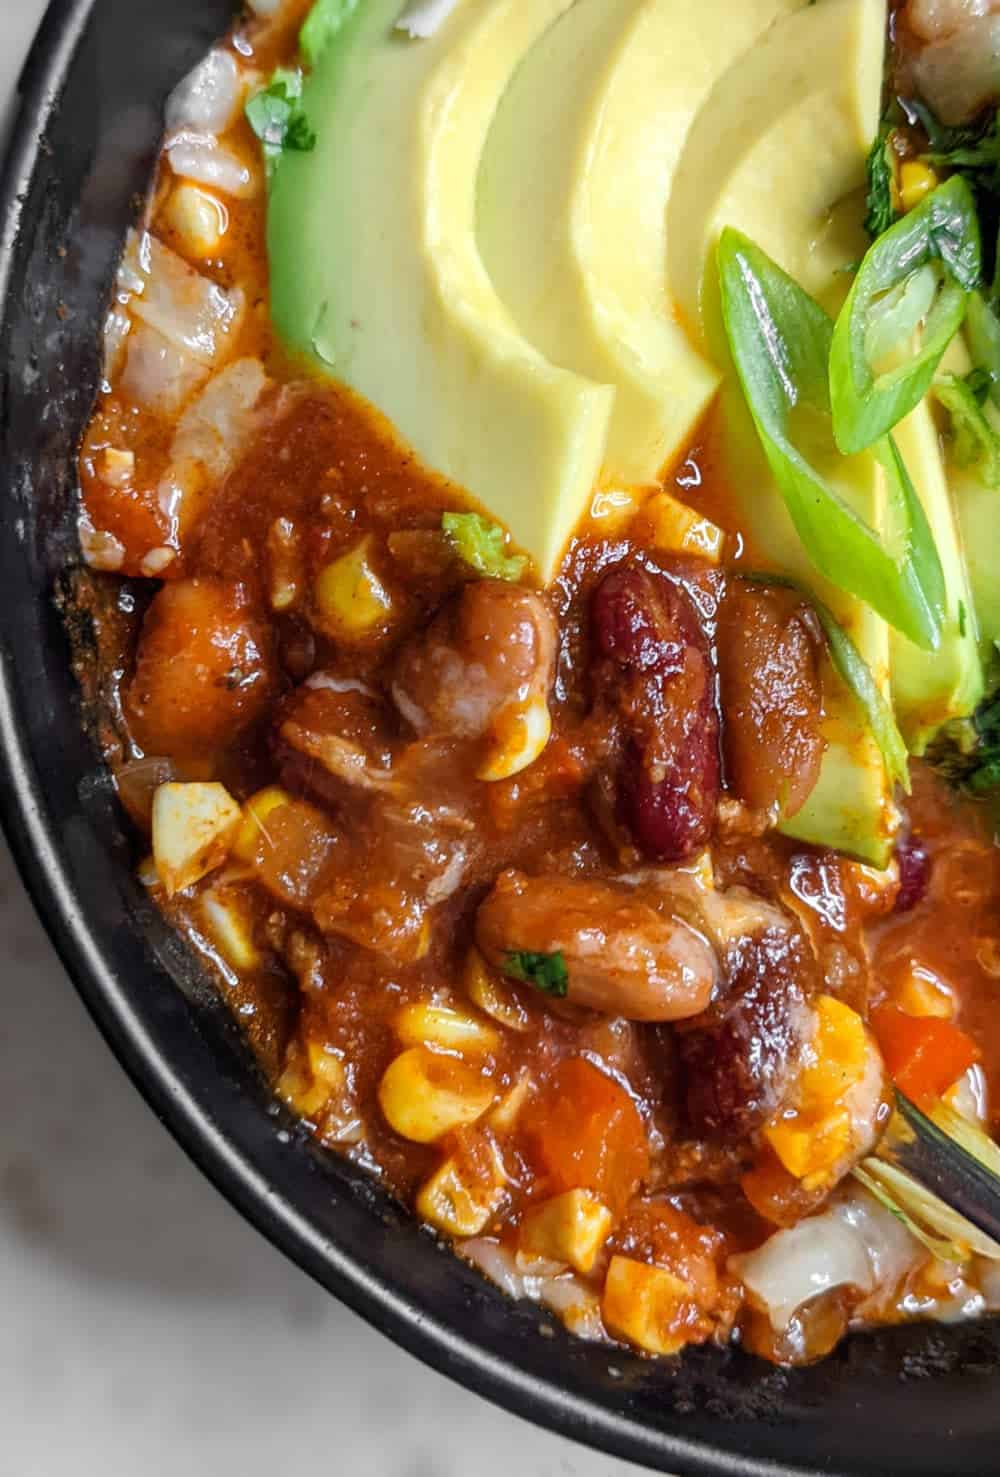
left=716, top=582, right=825, bottom=818
left=894, top=834, right=931, bottom=914
left=592, top=564, right=719, bottom=862
left=676, top=925, right=814, bottom=1144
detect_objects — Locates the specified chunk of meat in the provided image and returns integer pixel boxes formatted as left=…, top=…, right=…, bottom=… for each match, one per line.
left=475, top=870, right=717, bottom=1023
left=125, top=578, right=273, bottom=756
left=676, top=924, right=816, bottom=1144
left=520, top=1056, right=650, bottom=1213
left=716, top=582, right=825, bottom=818
left=591, top=564, right=719, bottom=863
left=391, top=579, right=556, bottom=740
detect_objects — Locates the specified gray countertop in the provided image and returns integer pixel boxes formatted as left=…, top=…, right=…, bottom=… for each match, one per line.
left=0, top=6, right=641, bottom=1473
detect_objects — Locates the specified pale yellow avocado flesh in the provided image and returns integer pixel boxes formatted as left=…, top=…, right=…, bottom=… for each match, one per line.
left=268, top=0, right=614, bottom=581
left=664, top=0, right=896, bottom=863
left=477, top=0, right=802, bottom=485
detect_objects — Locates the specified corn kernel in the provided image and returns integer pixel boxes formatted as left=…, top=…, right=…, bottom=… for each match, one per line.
left=314, top=537, right=392, bottom=639
left=464, top=948, right=530, bottom=1032
left=395, top=1002, right=499, bottom=1056
left=151, top=781, right=241, bottom=896
left=899, top=160, right=938, bottom=214
left=477, top=694, right=552, bottom=782
left=489, top=1072, right=533, bottom=1133
left=893, top=961, right=956, bottom=1020
left=764, top=996, right=869, bottom=1188
left=602, top=1257, right=694, bottom=1356
left=519, top=1189, right=613, bottom=1274
left=277, top=1040, right=346, bottom=1120
left=231, top=786, right=293, bottom=864
left=200, top=889, right=260, bottom=971
left=377, top=1046, right=495, bottom=1144
left=416, top=1139, right=506, bottom=1237
left=643, top=491, right=724, bottom=564
left=162, top=182, right=228, bottom=257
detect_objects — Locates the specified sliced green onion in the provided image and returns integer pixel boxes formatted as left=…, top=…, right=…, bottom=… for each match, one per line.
left=933, top=373, right=1000, bottom=487
left=966, top=289, right=1000, bottom=408
left=852, top=1162, right=966, bottom=1263
left=717, top=229, right=944, bottom=653
left=442, top=512, right=527, bottom=582
left=830, top=176, right=981, bottom=454
left=855, top=1157, right=1000, bottom=1263
left=299, top=0, right=364, bottom=67
left=864, top=264, right=939, bottom=367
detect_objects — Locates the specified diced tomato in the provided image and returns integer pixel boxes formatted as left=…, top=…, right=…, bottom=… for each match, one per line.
left=521, top=1056, right=649, bottom=1212
left=870, top=1004, right=979, bottom=1109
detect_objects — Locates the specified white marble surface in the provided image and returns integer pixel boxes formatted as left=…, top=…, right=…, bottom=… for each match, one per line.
left=0, top=6, right=641, bottom=1474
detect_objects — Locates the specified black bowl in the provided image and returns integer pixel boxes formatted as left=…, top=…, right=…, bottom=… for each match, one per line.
left=2, top=4, right=1000, bottom=1472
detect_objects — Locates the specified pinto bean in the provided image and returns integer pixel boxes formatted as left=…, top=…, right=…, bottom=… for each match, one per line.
left=475, top=870, right=717, bottom=1023
left=592, top=565, right=719, bottom=863
left=125, top=578, right=273, bottom=756
left=391, top=579, right=556, bottom=740
left=676, top=924, right=815, bottom=1144
left=716, top=582, right=824, bottom=818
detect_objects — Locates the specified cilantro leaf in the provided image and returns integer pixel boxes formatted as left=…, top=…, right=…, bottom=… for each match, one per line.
left=929, top=686, right=1000, bottom=796
left=502, top=950, right=569, bottom=998
left=245, top=69, right=316, bottom=177
left=442, top=512, right=527, bottom=582
left=865, top=128, right=899, bottom=240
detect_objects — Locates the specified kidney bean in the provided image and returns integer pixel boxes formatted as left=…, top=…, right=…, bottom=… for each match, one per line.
left=894, top=834, right=932, bottom=914
left=716, top=582, right=825, bottom=818
left=592, top=565, right=719, bottom=862
left=676, top=924, right=815, bottom=1144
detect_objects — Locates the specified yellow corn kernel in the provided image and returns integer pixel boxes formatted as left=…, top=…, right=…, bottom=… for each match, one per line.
left=602, top=1257, right=694, bottom=1356
left=893, top=961, right=956, bottom=1020
left=489, top=1072, right=533, bottom=1133
left=764, top=995, right=869, bottom=1188
left=519, top=1190, right=613, bottom=1275
left=377, top=1046, right=495, bottom=1144
left=151, top=781, right=241, bottom=896
left=899, top=160, right=938, bottom=214
left=231, top=786, right=293, bottom=864
left=477, top=694, right=552, bottom=782
left=200, top=889, right=260, bottom=972
left=464, top=948, right=530, bottom=1032
left=314, top=537, right=392, bottom=638
left=643, top=491, right=724, bottom=564
left=416, top=1139, right=506, bottom=1238
left=162, top=182, right=228, bottom=257
left=395, top=1002, right=499, bottom=1056
left=277, top=1040, right=346, bottom=1120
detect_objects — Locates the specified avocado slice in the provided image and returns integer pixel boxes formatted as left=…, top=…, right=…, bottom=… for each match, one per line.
left=478, top=0, right=801, bottom=483
left=661, top=0, right=894, bottom=863
left=267, top=0, right=615, bottom=580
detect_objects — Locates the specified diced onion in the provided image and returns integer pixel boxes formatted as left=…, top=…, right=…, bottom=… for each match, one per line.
left=913, top=15, right=1000, bottom=124
left=461, top=1237, right=603, bottom=1337
left=166, top=132, right=257, bottom=201
left=396, top=0, right=462, bottom=38
left=128, top=232, right=244, bottom=366
left=165, top=49, right=244, bottom=135
left=120, top=320, right=210, bottom=415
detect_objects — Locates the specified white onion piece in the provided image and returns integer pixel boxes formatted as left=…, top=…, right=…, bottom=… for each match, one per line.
left=462, top=1239, right=529, bottom=1299
left=166, top=132, right=257, bottom=201
left=947, top=1064, right=990, bottom=1125
left=461, top=1238, right=602, bottom=1336
left=396, top=0, right=462, bottom=38
left=129, top=232, right=244, bottom=366
left=165, top=49, right=243, bottom=135
left=838, top=1191, right=922, bottom=1290
left=156, top=359, right=271, bottom=543
left=731, top=1208, right=875, bottom=1331
left=914, top=15, right=1000, bottom=123
left=120, top=321, right=210, bottom=415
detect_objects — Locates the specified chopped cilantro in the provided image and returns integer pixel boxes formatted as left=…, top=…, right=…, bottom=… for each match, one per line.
left=865, top=128, right=899, bottom=240
left=929, top=685, right=1000, bottom=796
left=502, top=950, right=569, bottom=998
left=245, top=69, right=316, bottom=176
left=442, top=512, right=527, bottom=582
left=914, top=101, right=1000, bottom=292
